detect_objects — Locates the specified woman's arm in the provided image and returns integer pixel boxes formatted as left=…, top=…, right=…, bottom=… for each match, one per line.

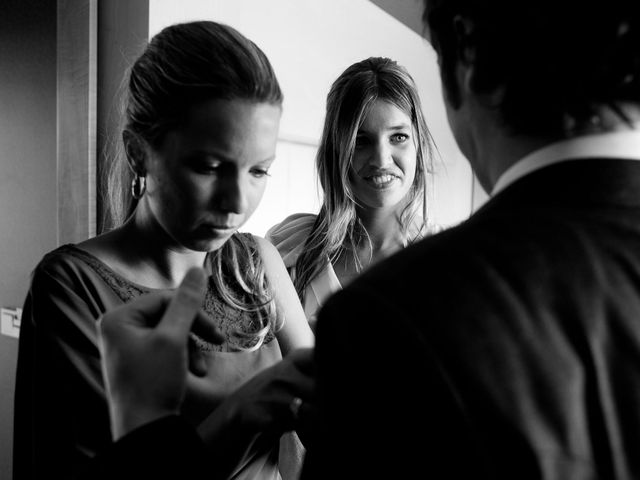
left=254, top=236, right=314, bottom=355
left=14, top=255, right=110, bottom=479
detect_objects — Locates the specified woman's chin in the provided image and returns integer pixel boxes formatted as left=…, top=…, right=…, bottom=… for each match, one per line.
left=194, top=234, right=236, bottom=253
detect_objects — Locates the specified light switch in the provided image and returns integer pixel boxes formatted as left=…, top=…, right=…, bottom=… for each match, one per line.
left=1, top=307, right=22, bottom=339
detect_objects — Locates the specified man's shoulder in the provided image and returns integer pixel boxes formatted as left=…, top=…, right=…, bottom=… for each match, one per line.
left=321, top=224, right=468, bottom=317
left=329, top=211, right=546, bottom=311
left=355, top=221, right=471, bottom=286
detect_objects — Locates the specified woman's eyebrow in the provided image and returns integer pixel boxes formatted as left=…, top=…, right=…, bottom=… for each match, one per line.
left=357, top=123, right=411, bottom=134
left=387, top=123, right=411, bottom=130
left=188, top=150, right=276, bottom=164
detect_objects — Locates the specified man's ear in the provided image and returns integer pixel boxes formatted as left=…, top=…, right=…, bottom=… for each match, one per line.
left=122, top=129, right=147, bottom=175
left=453, top=15, right=505, bottom=107
left=452, top=15, right=476, bottom=66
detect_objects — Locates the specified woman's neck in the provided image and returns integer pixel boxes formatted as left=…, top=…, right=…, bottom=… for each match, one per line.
left=114, top=212, right=208, bottom=289
left=332, top=206, right=407, bottom=288
left=355, top=205, right=406, bottom=255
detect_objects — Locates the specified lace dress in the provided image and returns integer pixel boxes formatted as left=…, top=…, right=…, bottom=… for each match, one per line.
left=13, top=235, right=284, bottom=480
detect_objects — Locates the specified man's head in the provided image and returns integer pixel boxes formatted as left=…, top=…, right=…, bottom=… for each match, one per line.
left=423, top=0, right=640, bottom=138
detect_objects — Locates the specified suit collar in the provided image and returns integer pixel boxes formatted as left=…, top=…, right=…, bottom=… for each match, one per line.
left=492, top=128, right=640, bottom=196
left=476, top=159, right=640, bottom=215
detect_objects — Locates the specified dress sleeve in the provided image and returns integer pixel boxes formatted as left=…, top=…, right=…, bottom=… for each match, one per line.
left=13, top=254, right=112, bottom=480
left=265, top=213, right=317, bottom=270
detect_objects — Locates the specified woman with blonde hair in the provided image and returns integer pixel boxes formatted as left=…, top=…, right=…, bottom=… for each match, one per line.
left=268, top=57, right=439, bottom=328
left=14, top=20, right=313, bottom=480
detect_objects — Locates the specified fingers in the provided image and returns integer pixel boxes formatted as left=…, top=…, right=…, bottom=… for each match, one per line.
left=287, top=347, right=315, bottom=374
left=275, top=351, right=316, bottom=400
left=191, top=310, right=225, bottom=345
left=188, top=335, right=209, bottom=377
left=160, top=267, right=207, bottom=337
left=188, top=311, right=224, bottom=377
left=100, top=292, right=170, bottom=331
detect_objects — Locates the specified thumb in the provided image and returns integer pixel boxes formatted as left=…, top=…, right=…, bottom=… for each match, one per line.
left=159, top=267, right=207, bottom=337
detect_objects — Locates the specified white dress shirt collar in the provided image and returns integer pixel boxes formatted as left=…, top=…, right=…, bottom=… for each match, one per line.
left=491, top=128, right=640, bottom=196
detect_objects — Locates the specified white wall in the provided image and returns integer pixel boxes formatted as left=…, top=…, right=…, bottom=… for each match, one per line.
left=149, top=0, right=473, bottom=235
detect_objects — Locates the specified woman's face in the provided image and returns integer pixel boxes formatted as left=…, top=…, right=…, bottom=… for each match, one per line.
left=350, top=99, right=417, bottom=211
left=142, top=98, right=281, bottom=252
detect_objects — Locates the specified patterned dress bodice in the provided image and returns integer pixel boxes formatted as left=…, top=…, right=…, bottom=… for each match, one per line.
left=59, top=239, right=275, bottom=352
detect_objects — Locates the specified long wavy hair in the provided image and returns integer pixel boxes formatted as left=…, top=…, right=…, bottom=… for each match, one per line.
left=293, top=57, right=436, bottom=299
left=103, top=21, right=283, bottom=350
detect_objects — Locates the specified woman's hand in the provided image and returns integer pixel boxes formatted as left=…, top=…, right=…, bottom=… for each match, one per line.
left=198, top=347, right=315, bottom=435
left=194, top=347, right=316, bottom=476
left=233, top=347, right=315, bottom=433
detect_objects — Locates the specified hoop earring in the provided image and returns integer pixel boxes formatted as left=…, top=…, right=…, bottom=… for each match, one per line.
left=131, top=174, right=146, bottom=200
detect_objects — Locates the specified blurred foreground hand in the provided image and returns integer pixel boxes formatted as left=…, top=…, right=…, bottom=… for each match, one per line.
left=98, top=267, right=224, bottom=440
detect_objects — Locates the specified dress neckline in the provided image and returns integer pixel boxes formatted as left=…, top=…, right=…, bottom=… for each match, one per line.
left=325, top=260, right=343, bottom=290
left=61, top=243, right=190, bottom=293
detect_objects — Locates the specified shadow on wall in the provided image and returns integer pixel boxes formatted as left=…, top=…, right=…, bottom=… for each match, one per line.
left=0, top=1, right=58, bottom=479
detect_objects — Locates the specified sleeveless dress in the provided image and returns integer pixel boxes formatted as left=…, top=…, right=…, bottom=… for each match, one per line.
left=266, top=214, right=341, bottom=330
left=266, top=213, right=441, bottom=330
left=13, top=234, right=285, bottom=480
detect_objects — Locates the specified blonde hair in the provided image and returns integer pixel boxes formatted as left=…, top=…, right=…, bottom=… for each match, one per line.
left=211, top=233, right=279, bottom=351
left=294, top=57, right=436, bottom=300
left=104, top=21, right=283, bottom=350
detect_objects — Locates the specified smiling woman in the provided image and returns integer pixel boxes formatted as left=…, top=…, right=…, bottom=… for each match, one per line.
left=267, top=57, right=441, bottom=329
left=351, top=100, right=418, bottom=210
left=13, top=20, right=314, bottom=480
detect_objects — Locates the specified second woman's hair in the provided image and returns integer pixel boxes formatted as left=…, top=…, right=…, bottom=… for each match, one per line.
left=294, top=57, right=435, bottom=299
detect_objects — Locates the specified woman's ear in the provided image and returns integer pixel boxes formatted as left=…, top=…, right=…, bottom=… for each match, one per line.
left=122, top=129, right=148, bottom=175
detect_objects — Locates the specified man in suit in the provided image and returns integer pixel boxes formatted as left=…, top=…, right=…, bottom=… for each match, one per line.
left=302, top=0, right=640, bottom=478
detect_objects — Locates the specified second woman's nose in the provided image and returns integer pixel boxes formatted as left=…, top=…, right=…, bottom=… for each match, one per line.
left=369, top=140, right=394, bottom=168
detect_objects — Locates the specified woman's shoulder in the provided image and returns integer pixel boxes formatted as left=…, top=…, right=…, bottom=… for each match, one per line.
left=26, top=244, right=104, bottom=296
left=35, top=244, right=89, bottom=276
left=265, top=213, right=317, bottom=268
left=266, top=213, right=317, bottom=242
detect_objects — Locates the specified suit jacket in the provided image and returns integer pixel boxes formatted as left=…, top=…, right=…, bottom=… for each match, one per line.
left=302, top=159, right=640, bottom=479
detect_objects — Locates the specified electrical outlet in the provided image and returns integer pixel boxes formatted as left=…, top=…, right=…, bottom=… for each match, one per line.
left=1, top=307, right=22, bottom=339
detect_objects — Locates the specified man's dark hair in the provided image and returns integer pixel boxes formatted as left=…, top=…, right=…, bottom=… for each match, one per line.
left=424, top=0, right=640, bottom=136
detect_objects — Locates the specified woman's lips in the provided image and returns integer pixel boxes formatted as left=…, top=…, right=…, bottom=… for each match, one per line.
left=202, top=223, right=238, bottom=233
left=363, top=173, right=399, bottom=188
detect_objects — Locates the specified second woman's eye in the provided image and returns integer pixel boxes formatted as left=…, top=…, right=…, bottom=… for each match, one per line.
left=390, top=133, right=409, bottom=144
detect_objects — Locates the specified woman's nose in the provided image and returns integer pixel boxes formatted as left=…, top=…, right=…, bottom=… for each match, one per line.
left=215, top=175, right=249, bottom=214
left=369, top=141, right=393, bottom=167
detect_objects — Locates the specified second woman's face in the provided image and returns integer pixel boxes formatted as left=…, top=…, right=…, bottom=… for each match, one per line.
left=143, top=98, right=281, bottom=252
left=350, top=100, right=417, bottom=211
